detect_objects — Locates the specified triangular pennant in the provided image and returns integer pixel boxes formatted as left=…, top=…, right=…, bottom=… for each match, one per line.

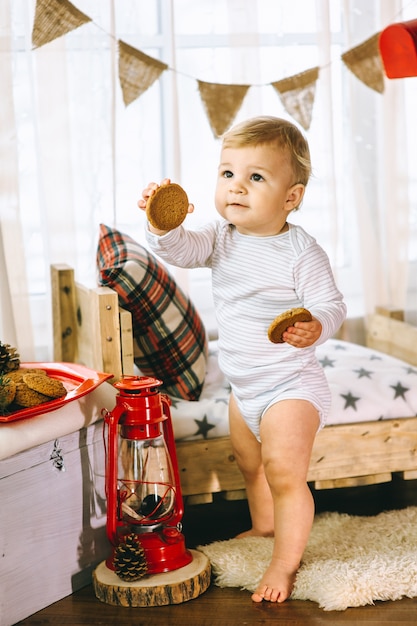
left=271, top=67, right=319, bottom=131
left=342, top=32, right=384, bottom=93
left=118, top=40, right=168, bottom=106
left=197, top=81, right=250, bottom=138
left=32, top=0, right=91, bottom=49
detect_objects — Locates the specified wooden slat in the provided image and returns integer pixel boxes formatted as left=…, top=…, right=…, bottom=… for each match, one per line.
left=366, top=313, right=417, bottom=365
left=51, top=264, right=77, bottom=362
left=375, top=306, right=405, bottom=321
left=177, top=438, right=244, bottom=497
left=73, top=282, right=96, bottom=370
left=313, top=472, right=392, bottom=491
left=309, top=417, right=417, bottom=482
left=186, top=494, right=214, bottom=505
left=74, top=284, right=122, bottom=379
left=222, top=489, right=247, bottom=501
left=176, top=417, right=417, bottom=498
left=398, top=469, right=417, bottom=480
left=119, top=307, right=134, bottom=376
left=92, top=287, right=122, bottom=380
left=52, top=266, right=129, bottom=380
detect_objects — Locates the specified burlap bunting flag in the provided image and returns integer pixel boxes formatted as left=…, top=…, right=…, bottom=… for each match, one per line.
left=271, top=67, right=319, bottom=131
left=342, top=32, right=384, bottom=93
left=30, top=0, right=387, bottom=130
left=118, top=40, right=168, bottom=106
left=32, top=0, right=91, bottom=49
left=197, top=81, right=250, bottom=137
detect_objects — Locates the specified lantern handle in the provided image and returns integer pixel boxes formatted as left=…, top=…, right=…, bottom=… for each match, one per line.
left=161, top=394, right=185, bottom=526
left=101, top=405, right=128, bottom=544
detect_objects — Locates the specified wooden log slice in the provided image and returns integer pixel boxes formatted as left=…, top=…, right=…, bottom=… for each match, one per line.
left=92, top=549, right=211, bottom=607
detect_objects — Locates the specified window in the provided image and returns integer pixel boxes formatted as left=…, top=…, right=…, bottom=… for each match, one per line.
left=3, top=0, right=416, bottom=358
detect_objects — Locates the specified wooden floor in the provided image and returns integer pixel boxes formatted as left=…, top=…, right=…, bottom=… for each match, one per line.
left=16, top=476, right=417, bottom=625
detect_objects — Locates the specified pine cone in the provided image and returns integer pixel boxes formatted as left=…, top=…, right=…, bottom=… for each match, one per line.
left=113, top=533, right=148, bottom=581
left=0, top=342, right=20, bottom=375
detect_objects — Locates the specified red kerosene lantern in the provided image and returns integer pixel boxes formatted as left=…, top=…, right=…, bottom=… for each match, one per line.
left=102, top=375, right=192, bottom=577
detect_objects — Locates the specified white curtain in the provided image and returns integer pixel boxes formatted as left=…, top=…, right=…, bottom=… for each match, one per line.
left=0, top=0, right=416, bottom=362
left=343, top=0, right=412, bottom=314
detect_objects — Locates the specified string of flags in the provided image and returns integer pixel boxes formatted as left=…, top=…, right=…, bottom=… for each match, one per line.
left=31, top=0, right=415, bottom=136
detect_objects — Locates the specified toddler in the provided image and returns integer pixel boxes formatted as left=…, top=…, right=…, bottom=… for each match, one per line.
left=138, top=116, right=346, bottom=603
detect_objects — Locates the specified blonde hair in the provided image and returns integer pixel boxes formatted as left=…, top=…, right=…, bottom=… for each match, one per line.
left=222, top=116, right=311, bottom=186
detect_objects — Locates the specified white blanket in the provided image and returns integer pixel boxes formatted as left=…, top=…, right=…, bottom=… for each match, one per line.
left=170, top=338, right=417, bottom=441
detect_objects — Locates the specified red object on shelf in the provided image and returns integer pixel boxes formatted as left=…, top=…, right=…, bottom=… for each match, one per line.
left=103, top=375, right=192, bottom=576
left=379, top=19, right=417, bottom=78
left=0, top=362, right=113, bottom=423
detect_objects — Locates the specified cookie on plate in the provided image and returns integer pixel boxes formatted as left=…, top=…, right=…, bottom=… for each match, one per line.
left=7, top=367, right=46, bottom=383
left=0, top=377, right=17, bottom=410
left=23, top=373, right=67, bottom=399
left=14, top=383, right=51, bottom=408
left=267, top=308, right=312, bottom=344
left=146, top=182, right=189, bottom=231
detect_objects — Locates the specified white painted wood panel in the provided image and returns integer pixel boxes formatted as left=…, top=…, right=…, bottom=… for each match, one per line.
left=0, top=422, right=109, bottom=626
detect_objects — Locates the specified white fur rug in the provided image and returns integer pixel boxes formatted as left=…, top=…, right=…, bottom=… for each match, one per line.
left=197, top=507, right=417, bottom=611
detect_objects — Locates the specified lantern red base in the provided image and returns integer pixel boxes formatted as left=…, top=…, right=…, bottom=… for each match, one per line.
left=106, top=527, right=193, bottom=576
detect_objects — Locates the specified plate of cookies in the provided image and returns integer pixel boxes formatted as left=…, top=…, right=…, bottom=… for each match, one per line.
left=0, top=362, right=113, bottom=423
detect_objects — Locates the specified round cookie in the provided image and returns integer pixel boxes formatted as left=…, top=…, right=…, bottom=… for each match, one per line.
left=146, top=183, right=189, bottom=231
left=14, top=383, right=51, bottom=408
left=23, top=373, right=67, bottom=399
left=0, top=377, right=16, bottom=408
left=268, top=308, right=312, bottom=344
left=7, top=368, right=46, bottom=383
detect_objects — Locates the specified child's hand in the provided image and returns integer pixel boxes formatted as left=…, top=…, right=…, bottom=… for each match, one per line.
left=138, top=178, right=194, bottom=235
left=282, top=317, right=322, bottom=348
left=138, top=178, right=171, bottom=211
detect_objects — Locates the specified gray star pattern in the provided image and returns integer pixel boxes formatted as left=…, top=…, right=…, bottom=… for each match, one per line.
left=354, top=368, right=373, bottom=379
left=390, top=382, right=409, bottom=400
left=341, top=391, right=360, bottom=410
left=194, top=415, right=216, bottom=439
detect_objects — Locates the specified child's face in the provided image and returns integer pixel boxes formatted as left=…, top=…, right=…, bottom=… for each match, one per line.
left=215, top=143, right=304, bottom=236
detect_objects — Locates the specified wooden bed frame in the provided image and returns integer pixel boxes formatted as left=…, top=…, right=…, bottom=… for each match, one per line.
left=51, top=264, right=417, bottom=504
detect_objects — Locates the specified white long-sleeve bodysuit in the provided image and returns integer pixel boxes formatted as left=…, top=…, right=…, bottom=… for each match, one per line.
left=146, top=220, right=347, bottom=441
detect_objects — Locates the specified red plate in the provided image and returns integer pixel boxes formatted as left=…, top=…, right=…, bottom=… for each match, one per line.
left=0, top=362, right=113, bottom=423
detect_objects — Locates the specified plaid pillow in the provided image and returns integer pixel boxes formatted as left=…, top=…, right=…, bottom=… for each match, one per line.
left=97, top=224, right=207, bottom=400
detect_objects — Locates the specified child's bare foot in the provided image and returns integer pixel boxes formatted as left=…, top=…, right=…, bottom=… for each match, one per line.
left=251, top=558, right=298, bottom=603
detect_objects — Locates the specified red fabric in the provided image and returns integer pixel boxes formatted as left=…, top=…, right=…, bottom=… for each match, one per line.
left=97, top=224, right=207, bottom=400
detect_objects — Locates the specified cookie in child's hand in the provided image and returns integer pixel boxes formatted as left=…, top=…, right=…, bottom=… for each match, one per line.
left=268, top=308, right=312, bottom=344
left=146, top=183, right=189, bottom=231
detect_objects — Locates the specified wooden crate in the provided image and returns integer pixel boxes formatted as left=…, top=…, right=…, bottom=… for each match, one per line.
left=0, top=421, right=109, bottom=626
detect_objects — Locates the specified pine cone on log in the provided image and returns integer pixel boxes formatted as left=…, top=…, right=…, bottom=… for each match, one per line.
left=113, top=533, right=148, bottom=581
